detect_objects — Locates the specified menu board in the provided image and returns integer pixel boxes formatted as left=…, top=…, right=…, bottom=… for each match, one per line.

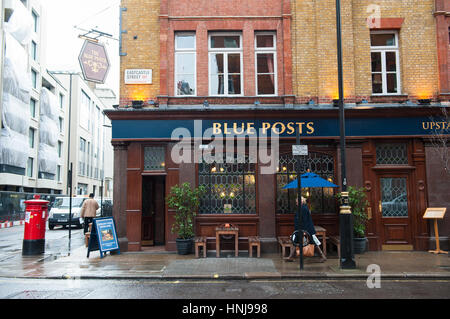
left=423, top=208, right=446, bottom=219
left=87, top=217, right=120, bottom=258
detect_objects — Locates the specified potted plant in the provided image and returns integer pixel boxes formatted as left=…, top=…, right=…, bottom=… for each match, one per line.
left=166, top=182, right=205, bottom=255
left=337, top=186, right=369, bottom=254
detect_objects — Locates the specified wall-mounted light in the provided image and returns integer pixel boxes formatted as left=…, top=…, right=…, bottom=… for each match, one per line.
left=308, top=99, right=316, bottom=106
left=132, top=100, right=144, bottom=108
left=333, top=99, right=340, bottom=107
left=254, top=100, right=260, bottom=106
left=418, top=99, right=431, bottom=106
left=203, top=100, right=209, bottom=108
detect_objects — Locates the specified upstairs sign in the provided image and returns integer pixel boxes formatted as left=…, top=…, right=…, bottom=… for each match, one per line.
left=78, top=40, right=110, bottom=84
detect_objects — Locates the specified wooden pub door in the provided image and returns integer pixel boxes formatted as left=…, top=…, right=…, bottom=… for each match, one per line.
left=376, top=173, right=414, bottom=250
left=142, top=176, right=165, bottom=246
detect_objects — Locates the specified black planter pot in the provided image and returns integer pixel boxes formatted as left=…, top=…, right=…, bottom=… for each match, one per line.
left=175, top=238, right=193, bottom=255
left=353, top=237, right=367, bottom=254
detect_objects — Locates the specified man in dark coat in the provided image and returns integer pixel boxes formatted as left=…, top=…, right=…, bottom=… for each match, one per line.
left=287, top=197, right=327, bottom=262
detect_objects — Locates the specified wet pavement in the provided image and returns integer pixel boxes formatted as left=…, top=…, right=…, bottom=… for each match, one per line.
left=0, top=233, right=449, bottom=280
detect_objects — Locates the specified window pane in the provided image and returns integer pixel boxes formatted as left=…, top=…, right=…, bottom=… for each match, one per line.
left=372, top=73, right=383, bottom=94
left=371, top=33, right=395, bottom=46
left=386, top=52, right=397, bottom=72
left=371, top=52, right=381, bottom=72
left=386, top=73, right=398, bottom=93
left=176, top=34, right=195, bottom=49
left=211, top=36, right=240, bottom=48
left=257, top=74, right=275, bottom=95
left=210, top=54, right=224, bottom=74
left=257, top=53, right=275, bottom=74
left=228, top=54, right=240, bottom=73
left=256, top=35, right=274, bottom=48
left=176, top=75, right=195, bottom=95
left=176, top=53, right=195, bottom=74
left=381, top=178, right=408, bottom=217
left=211, top=74, right=224, bottom=94
left=228, top=75, right=241, bottom=94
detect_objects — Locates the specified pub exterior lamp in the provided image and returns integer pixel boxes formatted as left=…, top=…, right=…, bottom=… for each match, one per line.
left=418, top=99, right=431, bottom=106
left=132, top=100, right=144, bottom=108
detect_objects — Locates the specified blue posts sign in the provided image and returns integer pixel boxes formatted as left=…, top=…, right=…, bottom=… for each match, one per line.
left=87, top=217, right=120, bottom=258
left=112, top=117, right=449, bottom=139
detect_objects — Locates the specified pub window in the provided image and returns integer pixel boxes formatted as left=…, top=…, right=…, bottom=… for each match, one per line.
left=144, top=146, right=166, bottom=171
left=276, top=152, right=336, bottom=214
left=376, top=143, right=408, bottom=165
left=370, top=31, right=401, bottom=95
left=255, top=32, right=277, bottom=95
left=209, top=32, right=243, bottom=96
left=175, top=32, right=196, bottom=96
left=199, top=153, right=256, bottom=214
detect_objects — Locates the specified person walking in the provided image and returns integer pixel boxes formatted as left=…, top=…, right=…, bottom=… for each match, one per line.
left=286, top=196, right=327, bottom=262
left=80, top=193, right=99, bottom=234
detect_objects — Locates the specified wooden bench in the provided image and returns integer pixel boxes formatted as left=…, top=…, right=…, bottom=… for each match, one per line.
left=277, top=236, right=294, bottom=258
left=84, top=223, right=93, bottom=247
left=328, top=235, right=340, bottom=260
left=248, top=236, right=261, bottom=258
left=195, top=236, right=207, bottom=258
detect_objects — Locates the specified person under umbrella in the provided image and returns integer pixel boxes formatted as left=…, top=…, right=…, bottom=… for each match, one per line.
left=286, top=196, right=327, bottom=262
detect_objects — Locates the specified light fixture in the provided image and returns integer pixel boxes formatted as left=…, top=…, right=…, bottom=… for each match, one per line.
left=203, top=100, right=209, bottom=108
left=308, top=99, right=315, bottom=106
left=132, top=100, right=144, bottom=108
left=254, top=100, right=260, bottom=106
left=418, top=99, right=431, bottom=106
left=333, top=99, right=340, bottom=107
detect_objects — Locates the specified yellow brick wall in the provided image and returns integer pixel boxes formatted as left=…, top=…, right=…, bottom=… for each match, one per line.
left=120, top=0, right=160, bottom=106
left=292, top=0, right=439, bottom=102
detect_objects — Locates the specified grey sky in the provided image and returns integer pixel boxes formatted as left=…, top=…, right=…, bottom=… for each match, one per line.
left=42, top=0, right=120, bottom=97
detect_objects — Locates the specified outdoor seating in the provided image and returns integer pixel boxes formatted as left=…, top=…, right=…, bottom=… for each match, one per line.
left=194, top=236, right=207, bottom=258
left=215, top=223, right=239, bottom=257
left=277, top=236, right=294, bottom=258
left=328, top=235, right=340, bottom=260
left=248, top=236, right=261, bottom=258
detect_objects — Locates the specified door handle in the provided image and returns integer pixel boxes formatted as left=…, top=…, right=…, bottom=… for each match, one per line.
left=378, top=201, right=382, bottom=213
left=367, top=207, right=372, bottom=220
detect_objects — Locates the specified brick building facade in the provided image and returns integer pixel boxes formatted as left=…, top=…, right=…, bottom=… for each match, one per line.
left=106, top=0, right=449, bottom=254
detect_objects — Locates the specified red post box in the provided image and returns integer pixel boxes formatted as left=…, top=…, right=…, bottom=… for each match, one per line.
left=23, top=195, right=49, bottom=255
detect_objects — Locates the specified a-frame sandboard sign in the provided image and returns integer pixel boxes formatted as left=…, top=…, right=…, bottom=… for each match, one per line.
left=87, top=217, right=120, bottom=258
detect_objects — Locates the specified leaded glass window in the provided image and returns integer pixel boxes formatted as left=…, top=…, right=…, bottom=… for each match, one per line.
left=144, top=146, right=166, bottom=171
left=199, top=154, right=256, bottom=214
left=380, top=177, right=408, bottom=217
left=276, top=152, right=336, bottom=214
left=376, top=143, right=408, bottom=165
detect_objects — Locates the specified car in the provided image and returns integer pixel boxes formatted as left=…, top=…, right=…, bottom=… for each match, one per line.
left=48, top=196, right=112, bottom=230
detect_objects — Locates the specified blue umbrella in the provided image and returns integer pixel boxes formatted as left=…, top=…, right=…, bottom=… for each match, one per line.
left=283, top=172, right=338, bottom=189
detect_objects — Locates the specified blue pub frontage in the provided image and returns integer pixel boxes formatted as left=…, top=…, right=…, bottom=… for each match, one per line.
left=105, top=105, right=450, bottom=254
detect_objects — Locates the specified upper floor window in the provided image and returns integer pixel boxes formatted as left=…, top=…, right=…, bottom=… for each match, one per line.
left=31, top=41, right=37, bottom=61
left=255, top=33, right=277, bottom=96
left=175, top=33, right=196, bottom=96
left=209, top=33, right=243, bottom=96
left=370, top=31, right=401, bottom=95
left=31, top=10, right=38, bottom=33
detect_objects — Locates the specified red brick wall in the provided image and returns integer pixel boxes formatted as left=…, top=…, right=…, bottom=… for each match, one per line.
left=159, top=0, right=292, bottom=104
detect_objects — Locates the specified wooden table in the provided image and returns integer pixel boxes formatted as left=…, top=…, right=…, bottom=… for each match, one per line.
left=314, top=225, right=327, bottom=257
left=215, top=226, right=239, bottom=257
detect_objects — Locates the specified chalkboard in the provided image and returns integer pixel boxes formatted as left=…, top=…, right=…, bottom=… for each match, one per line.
left=87, top=217, right=120, bottom=258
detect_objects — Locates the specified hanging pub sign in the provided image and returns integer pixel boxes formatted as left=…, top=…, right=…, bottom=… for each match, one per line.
left=87, top=217, right=120, bottom=258
left=78, top=40, right=110, bottom=84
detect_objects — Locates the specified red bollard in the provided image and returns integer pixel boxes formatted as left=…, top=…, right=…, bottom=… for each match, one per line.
left=23, top=195, right=49, bottom=256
